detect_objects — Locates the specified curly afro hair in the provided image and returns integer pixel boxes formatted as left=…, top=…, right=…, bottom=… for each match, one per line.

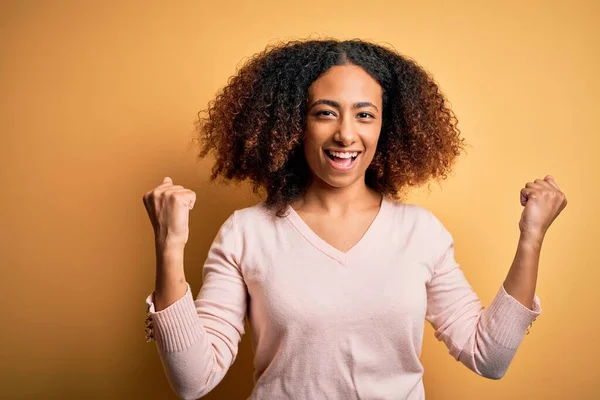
left=194, top=37, right=467, bottom=216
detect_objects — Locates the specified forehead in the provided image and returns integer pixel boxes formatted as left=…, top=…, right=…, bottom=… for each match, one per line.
left=308, top=64, right=382, bottom=104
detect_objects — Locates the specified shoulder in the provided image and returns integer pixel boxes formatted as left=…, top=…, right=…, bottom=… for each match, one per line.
left=222, top=202, right=286, bottom=270
left=231, top=201, right=277, bottom=225
left=211, top=201, right=278, bottom=253
left=385, top=197, right=437, bottom=226
left=384, top=197, right=450, bottom=239
left=385, top=199, right=454, bottom=267
left=226, top=201, right=284, bottom=238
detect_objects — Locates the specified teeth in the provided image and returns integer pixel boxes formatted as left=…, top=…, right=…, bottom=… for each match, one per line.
left=327, top=150, right=358, bottom=159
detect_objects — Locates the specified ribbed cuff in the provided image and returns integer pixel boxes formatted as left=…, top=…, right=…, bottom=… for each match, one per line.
left=145, top=283, right=205, bottom=353
left=479, top=283, right=542, bottom=349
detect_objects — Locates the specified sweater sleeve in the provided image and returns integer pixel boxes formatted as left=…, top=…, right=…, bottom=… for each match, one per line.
left=424, top=210, right=542, bottom=380
left=144, top=212, right=248, bottom=399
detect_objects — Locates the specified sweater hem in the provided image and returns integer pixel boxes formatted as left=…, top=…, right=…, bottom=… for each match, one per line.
left=145, top=283, right=205, bottom=353
left=479, top=283, right=542, bottom=349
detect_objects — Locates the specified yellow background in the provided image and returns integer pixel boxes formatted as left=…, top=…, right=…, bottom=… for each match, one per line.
left=1, top=0, right=598, bottom=398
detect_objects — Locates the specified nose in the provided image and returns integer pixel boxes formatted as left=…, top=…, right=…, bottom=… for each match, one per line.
left=333, top=115, right=356, bottom=146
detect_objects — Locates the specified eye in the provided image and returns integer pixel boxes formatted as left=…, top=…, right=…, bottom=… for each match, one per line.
left=357, top=112, right=374, bottom=119
left=316, top=110, right=335, bottom=117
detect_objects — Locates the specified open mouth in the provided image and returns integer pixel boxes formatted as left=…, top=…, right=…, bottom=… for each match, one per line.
left=324, top=149, right=361, bottom=170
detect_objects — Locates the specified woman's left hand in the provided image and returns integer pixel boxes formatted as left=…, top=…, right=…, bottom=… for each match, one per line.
left=519, top=175, right=568, bottom=241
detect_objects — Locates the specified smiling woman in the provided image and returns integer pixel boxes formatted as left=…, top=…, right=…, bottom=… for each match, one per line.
left=193, top=38, right=466, bottom=217
left=143, top=37, right=547, bottom=400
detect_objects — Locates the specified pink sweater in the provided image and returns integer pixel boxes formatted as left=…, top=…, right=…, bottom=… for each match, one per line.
left=144, top=197, right=542, bottom=399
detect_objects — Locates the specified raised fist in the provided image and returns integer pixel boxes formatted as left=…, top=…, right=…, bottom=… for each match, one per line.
left=142, top=177, right=196, bottom=248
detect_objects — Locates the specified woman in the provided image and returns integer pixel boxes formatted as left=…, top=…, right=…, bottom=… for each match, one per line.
left=142, top=38, right=567, bottom=399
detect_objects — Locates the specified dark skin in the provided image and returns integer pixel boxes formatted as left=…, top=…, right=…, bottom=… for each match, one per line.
left=290, top=64, right=384, bottom=253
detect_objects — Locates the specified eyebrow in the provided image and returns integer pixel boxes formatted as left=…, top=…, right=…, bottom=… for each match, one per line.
left=309, top=99, right=379, bottom=112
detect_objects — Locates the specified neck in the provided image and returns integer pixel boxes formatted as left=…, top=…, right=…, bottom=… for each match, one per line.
left=297, top=176, right=382, bottom=215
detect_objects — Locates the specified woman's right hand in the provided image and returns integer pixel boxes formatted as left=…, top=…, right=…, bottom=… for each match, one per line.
left=142, top=177, right=196, bottom=249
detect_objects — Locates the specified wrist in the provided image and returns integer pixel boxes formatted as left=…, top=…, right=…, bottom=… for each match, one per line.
left=155, top=237, right=186, bottom=252
left=519, top=232, right=544, bottom=250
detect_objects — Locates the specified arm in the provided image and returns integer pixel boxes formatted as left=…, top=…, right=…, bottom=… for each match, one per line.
left=426, top=176, right=567, bottom=379
left=144, top=213, right=248, bottom=399
left=425, top=210, right=541, bottom=380
left=504, top=174, right=568, bottom=309
left=153, top=244, right=188, bottom=312
left=502, top=234, right=542, bottom=312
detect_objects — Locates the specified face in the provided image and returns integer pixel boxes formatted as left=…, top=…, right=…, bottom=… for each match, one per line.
left=304, top=64, right=383, bottom=189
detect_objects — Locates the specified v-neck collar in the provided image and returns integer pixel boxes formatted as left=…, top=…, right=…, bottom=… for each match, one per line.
left=285, top=196, right=390, bottom=266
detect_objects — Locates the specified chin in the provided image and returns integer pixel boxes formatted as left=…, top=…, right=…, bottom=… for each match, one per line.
left=317, top=173, right=364, bottom=189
